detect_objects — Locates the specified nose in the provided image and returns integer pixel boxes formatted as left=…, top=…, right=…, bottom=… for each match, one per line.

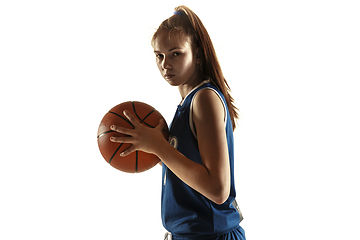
left=162, top=56, right=172, bottom=70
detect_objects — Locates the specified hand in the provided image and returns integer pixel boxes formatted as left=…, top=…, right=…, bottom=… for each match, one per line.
left=109, top=110, right=167, bottom=157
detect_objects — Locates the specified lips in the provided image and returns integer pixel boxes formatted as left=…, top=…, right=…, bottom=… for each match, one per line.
left=164, top=73, right=175, bottom=79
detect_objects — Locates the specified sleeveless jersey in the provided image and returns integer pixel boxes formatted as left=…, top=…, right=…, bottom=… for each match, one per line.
left=161, top=81, right=241, bottom=239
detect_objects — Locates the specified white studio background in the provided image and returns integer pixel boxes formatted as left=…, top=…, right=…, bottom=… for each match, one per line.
left=1, top=0, right=359, bottom=239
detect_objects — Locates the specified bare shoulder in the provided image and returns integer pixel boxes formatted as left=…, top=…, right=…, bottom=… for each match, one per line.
left=192, top=88, right=225, bottom=123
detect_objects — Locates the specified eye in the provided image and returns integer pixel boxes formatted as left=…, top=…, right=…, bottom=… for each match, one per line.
left=156, top=54, right=164, bottom=59
left=173, top=52, right=181, bottom=57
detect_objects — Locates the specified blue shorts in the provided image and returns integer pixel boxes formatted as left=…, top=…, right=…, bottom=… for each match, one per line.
left=212, top=226, right=246, bottom=240
left=165, top=226, right=246, bottom=240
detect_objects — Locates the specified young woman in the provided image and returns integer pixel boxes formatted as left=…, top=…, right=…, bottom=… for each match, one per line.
left=110, top=6, right=246, bottom=240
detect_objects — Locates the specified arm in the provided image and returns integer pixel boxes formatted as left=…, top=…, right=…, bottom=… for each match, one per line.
left=110, top=89, right=230, bottom=204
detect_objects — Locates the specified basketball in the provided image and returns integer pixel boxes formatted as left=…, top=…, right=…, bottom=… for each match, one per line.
left=97, top=101, right=169, bottom=173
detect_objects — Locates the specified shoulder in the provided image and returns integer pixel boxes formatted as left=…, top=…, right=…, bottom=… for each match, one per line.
left=192, top=88, right=226, bottom=124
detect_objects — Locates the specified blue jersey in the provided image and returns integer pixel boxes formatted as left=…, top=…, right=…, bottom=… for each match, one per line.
left=161, top=81, right=243, bottom=239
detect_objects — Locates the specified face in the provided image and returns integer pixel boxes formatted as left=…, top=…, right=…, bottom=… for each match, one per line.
left=153, top=31, right=200, bottom=88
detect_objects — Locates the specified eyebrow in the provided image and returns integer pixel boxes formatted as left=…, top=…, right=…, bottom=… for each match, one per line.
left=154, top=47, right=182, bottom=53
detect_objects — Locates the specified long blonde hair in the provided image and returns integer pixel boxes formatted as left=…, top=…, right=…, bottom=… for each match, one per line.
left=152, top=5, right=239, bottom=130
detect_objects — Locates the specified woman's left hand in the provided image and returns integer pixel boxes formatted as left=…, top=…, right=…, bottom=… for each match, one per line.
left=109, top=110, right=167, bottom=157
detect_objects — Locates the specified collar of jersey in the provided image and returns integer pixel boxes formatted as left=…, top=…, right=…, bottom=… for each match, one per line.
left=179, top=80, right=211, bottom=106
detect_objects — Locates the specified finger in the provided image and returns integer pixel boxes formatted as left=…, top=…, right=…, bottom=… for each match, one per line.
left=110, top=125, right=133, bottom=135
left=110, top=136, right=134, bottom=143
left=156, top=119, right=165, bottom=130
left=120, top=146, right=136, bottom=157
left=123, top=110, right=140, bottom=127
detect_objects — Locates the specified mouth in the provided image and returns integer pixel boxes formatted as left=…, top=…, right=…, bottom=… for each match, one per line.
left=164, top=73, right=175, bottom=79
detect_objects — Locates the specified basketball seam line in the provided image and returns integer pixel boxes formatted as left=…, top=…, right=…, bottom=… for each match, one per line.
left=108, top=111, right=134, bottom=128
left=131, top=101, right=156, bottom=128
left=135, top=151, right=138, bottom=173
left=141, top=110, right=156, bottom=127
left=109, top=143, right=123, bottom=164
left=97, top=130, right=115, bottom=139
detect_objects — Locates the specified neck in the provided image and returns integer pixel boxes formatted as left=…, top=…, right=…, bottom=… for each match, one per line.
left=178, top=71, right=204, bottom=99
left=178, top=80, right=206, bottom=104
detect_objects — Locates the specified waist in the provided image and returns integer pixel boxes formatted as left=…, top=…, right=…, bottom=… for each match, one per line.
left=169, top=225, right=242, bottom=240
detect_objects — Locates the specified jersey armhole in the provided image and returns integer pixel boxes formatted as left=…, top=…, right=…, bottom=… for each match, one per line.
left=189, top=87, right=227, bottom=139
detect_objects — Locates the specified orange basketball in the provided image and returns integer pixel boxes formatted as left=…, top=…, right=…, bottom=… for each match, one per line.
left=97, top=101, right=169, bottom=173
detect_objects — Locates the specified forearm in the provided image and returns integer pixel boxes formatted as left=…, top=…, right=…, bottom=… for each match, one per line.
left=109, top=109, right=229, bottom=204
left=155, top=139, right=227, bottom=204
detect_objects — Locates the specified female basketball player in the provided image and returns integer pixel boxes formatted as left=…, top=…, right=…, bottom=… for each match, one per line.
left=110, top=6, right=246, bottom=240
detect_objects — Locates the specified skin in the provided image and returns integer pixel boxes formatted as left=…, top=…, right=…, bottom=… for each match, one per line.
left=110, top=31, right=230, bottom=205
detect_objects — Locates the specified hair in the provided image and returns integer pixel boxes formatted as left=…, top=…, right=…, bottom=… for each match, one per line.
left=152, top=5, right=239, bottom=130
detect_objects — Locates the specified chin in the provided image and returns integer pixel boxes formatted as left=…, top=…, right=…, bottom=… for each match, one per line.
left=165, top=79, right=179, bottom=86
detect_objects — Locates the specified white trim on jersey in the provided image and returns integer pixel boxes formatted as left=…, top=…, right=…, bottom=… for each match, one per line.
left=179, top=80, right=211, bottom=106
